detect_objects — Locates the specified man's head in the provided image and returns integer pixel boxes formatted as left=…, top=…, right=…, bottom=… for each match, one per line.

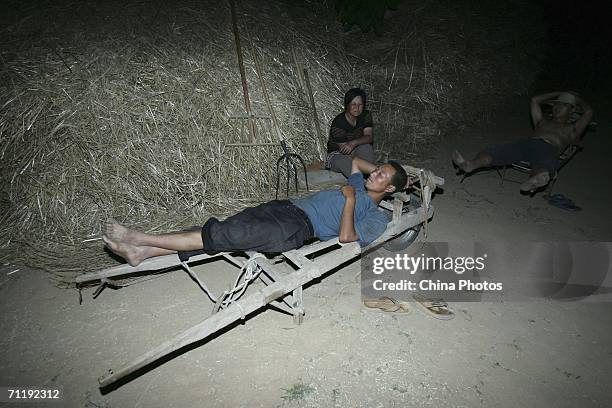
left=551, top=92, right=576, bottom=120
left=365, top=161, right=408, bottom=195
left=344, top=88, right=367, bottom=115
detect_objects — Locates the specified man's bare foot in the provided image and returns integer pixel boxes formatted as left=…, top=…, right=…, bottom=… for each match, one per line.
left=102, top=235, right=150, bottom=266
left=103, top=218, right=142, bottom=245
left=520, top=172, right=550, bottom=192
left=452, top=150, right=474, bottom=173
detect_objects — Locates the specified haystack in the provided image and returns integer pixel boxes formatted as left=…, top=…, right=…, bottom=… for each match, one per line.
left=0, top=0, right=355, bottom=280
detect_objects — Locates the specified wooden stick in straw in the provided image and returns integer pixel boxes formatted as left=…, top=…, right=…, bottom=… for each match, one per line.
left=228, top=0, right=257, bottom=143
left=303, top=68, right=324, bottom=158
left=249, top=41, right=282, bottom=144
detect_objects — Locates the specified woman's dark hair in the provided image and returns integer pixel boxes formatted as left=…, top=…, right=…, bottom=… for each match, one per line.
left=387, top=161, right=408, bottom=193
left=343, top=88, right=367, bottom=111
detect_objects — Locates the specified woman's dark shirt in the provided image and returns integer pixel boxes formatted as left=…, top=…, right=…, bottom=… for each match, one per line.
left=327, top=110, right=373, bottom=153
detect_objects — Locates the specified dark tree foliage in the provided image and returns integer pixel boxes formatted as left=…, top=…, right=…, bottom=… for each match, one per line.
left=541, top=0, right=612, bottom=90
left=334, top=0, right=400, bottom=34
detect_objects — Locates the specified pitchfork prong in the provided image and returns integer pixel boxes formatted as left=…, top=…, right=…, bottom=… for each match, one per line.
left=290, top=153, right=308, bottom=192
left=275, top=141, right=308, bottom=198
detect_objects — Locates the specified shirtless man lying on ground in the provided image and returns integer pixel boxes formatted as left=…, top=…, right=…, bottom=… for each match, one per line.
left=452, top=91, right=594, bottom=193
left=103, top=157, right=408, bottom=266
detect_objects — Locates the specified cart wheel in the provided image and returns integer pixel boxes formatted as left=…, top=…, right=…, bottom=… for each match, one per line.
left=383, top=194, right=422, bottom=251
left=383, top=225, right=421, bottom=251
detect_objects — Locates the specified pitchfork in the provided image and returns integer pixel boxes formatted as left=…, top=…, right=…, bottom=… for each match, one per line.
left=275, top=140, right=308, bottom=199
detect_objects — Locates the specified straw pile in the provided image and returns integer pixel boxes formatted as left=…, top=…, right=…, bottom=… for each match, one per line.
left=0, top=0, right=353, bottom=281
left=1, top=0, right=544, bottom=283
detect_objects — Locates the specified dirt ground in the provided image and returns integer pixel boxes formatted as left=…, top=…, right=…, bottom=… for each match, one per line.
left=1, top=97, right=612, bottom=407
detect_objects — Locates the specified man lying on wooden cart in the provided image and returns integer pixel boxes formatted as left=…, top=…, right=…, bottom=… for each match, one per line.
left=103, top=157, right=409, bottom=265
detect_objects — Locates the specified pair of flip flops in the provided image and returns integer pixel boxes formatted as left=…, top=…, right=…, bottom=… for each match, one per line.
left=546, top=193, right=582, bottom=211
left=363, top=294, right=455, bottom=320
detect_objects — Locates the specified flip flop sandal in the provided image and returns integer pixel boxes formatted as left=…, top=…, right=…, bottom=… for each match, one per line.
left=363, top=296, right=411, bottom=314
left=546, top=194, right=567, bottom=205
left=547, top=193, right=565, bottom=201
left=547, top=194, right=582, bottom=211
left=412, top=293, right=455, bottom=320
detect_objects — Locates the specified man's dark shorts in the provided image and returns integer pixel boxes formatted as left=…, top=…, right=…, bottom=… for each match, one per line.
left=483, top=138, right=560, bottom=174
left=178, top=200, right=314, bottom=261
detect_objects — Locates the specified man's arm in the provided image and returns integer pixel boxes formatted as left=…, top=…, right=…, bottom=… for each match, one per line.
left=339, top=159, right=372, bottom=243
left=350, top=156, right=377, bottom=175
left=338, top=185, right=359, bottom=243
left=572, top=95, right=594, bottom=139
left=530, top=91, right=563, bottom=128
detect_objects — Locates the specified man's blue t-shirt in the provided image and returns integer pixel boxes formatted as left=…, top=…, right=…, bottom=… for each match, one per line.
left=290, top=173, right=389, bottom=247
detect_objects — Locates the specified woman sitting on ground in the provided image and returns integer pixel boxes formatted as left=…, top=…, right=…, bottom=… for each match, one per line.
left=325, top=87, right=375, bottom=177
